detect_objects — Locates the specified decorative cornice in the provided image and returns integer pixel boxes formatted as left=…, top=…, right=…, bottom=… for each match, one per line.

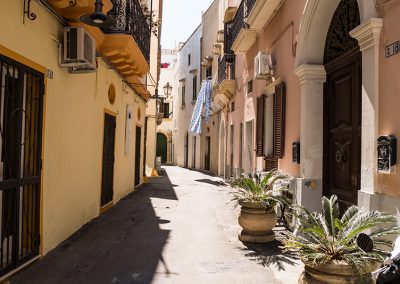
left=294, top=64, right=326, bottom=85
left=350, top=18, right=383, bottom=52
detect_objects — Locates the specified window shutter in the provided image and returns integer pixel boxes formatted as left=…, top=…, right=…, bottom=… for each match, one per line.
left=273, top=82, right=286, bottom=159
left=256, top=95, right=264, bottom=157
left=264, top=157, right=278, bottom=171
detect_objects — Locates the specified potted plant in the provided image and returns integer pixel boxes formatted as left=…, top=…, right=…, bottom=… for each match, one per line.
left=229, top=171, right=291, bottom=243
left=283, top=195, right=399, bottom=284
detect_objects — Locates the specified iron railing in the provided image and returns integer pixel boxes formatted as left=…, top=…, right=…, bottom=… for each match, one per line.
left=104, top=0, right=151, bottom=62
left=218, top=54, right=235, bottom=84
left=230, top=0, right=257, bottom=45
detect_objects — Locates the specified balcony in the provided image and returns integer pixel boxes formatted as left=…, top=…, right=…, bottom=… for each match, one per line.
left=247, top=0, right=284, bottom=34
left=46, top=0, right=113, bottom=47
left=230, top=0, right=257, bottom=53
left=46, top=0, right=151, bottom=98
left=212, top=54, right=236, bottom=112
left=103, top=0, right=151, bottom=62
left=100, top=0, right=151, bottom=80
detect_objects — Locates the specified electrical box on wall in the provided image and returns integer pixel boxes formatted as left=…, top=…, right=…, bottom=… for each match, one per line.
left=377, top=135, right=396, bottom=174
left=292, top=142, right=300, bottom=164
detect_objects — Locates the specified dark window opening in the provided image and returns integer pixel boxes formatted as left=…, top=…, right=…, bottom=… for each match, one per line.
left=181, top=85, right=186, bottom=107
left=247, top=80, right=253, bottom=94
left=192, top=75, right=197, bottom=100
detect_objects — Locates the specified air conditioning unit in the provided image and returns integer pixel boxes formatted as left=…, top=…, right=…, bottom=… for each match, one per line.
left=254, top=51, right=273, bottom=80
left=60, top=27, right=97, bottom=73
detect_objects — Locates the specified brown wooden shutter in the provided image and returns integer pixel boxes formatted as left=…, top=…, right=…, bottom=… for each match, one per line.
left=264, top=157, right=278, bottom=171
left=256, top=95, right=265, bottom=157
left=273, top=82, right=286, bottom=159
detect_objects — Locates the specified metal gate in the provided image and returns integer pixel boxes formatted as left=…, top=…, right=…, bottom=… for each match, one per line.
left=0, top=54, right=44, bottom=276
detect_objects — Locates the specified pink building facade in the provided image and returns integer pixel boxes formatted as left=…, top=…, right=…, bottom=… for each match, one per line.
left=203, top=0, right=400, bottom=214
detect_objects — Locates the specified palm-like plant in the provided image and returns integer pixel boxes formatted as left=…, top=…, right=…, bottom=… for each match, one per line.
left=283, top=195, right=399, bottom=274
left=228, top=171, right=290, bottom=208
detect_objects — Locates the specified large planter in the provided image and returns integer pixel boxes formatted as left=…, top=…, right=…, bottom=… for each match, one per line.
left=299, top=261, right=374, bottom=284
left=238, top=201, right=276, bottom=243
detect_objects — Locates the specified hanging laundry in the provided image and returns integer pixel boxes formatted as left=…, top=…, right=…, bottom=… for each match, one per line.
left=189, top=79, right=212, bottom=134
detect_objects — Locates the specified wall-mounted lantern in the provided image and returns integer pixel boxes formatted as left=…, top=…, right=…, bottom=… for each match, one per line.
left=377, top=135, right=397, bottom=174
left=292, top=142, right=300, bottom=164
left=80, top=0, right=116, bottom=28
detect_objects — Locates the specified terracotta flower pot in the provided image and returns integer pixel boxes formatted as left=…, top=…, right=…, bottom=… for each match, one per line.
left=298, top=261, right=375, bottom=284
left=238, top=201, right=276, bottom=243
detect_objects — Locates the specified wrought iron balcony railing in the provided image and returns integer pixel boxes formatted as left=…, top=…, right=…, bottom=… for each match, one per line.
left=218, top=54, right=235, bottom=84
left=230, top=0, right=256, bottom=45
left=103, top=0, right=151, bottom=62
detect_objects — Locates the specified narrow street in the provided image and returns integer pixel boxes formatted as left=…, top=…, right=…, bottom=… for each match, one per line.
left=10, top=166, right=301, bottom=284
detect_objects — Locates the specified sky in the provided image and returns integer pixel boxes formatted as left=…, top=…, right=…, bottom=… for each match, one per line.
left=161, top=0, right=214, bottom=49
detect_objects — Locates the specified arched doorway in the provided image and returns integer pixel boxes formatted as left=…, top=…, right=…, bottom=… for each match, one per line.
left=156, top=133, right=168, bottom=164
left=323, top=0, right=361, bottom=210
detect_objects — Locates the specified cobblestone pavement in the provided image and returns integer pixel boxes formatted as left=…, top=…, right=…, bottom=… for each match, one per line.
left=10, top=166, right=303, bottom=284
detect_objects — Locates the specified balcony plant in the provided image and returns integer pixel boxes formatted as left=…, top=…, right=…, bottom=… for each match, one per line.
left=228, top=171, right=291, bottom=243
left=283, top=195, right=399, bottom=284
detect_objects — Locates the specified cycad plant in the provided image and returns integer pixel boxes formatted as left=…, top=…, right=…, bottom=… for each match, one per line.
left=228, top=171, right=290, bottom=208
left=283, top=195, right=399, bottom=274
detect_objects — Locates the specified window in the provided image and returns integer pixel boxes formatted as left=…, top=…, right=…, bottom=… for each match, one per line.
left=192, top=75, right=197, bottom=100
left=206, top=65, right=212, bottom=78
left=231, top=101, right=235, bottom=111
left=247, top=80, right=253, bottom=95
left=188, top=54, right=191, bottom=66
left=260, top=82, right=286, bottom=171
left=181, top=85, right=186, bottom=107
left=163, top=103, right=170, bottom=118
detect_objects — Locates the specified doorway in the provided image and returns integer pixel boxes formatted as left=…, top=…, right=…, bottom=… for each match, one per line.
left=230, top=124, right=234, bottom=177
left=0, top=55, right=44, bottom=276
left=156, top=133, right=167, bottom=163
left=135, top=126, right=142, bottom=187
left=184, top=132, right=189, bottom=168
left=245, top=120, right=254, bottom=173
left=323, top=0, right=361, bottom=210
left=101, top=113, right=116, bottom=207
left=192, top=136, right=196, bottom=168
left=205, top=136, right=211, bottom=171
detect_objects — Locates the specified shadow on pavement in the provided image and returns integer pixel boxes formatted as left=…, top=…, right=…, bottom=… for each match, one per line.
left=239, top=230, right=299, bottom=271
left=194, top=179, right=227, bottom=187
left=11, top=172, right=178, bottom=284
left=187, top=168, right=217, bottom=177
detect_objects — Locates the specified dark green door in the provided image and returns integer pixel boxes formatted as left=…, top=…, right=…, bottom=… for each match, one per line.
left=156, top=133, right=167, bottom=163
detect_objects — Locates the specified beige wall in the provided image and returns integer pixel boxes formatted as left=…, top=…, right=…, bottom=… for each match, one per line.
left=145, top=0, right=163, bottom=176
left=377, top=1, right=400, bottom=197
left=1, top=0, right=146, bottom=254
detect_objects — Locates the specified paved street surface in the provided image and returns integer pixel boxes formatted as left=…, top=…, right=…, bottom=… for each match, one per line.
left=10, top=166, right=302, bottom=284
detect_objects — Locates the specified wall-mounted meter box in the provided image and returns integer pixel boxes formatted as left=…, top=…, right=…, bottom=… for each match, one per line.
left=377, top=135, right=397, bottom=174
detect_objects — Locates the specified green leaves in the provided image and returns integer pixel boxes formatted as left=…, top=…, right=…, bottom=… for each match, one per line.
left=228, top=170, right=290, bottom=206
left=321, top=195, right=340, bottom=237
left=282, top=195, right=399, bottom=274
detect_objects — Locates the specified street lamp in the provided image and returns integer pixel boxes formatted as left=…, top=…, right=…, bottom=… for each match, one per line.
left=163, top=82, right=173, bottom=99
left=80, top=0, right=116, bottom=28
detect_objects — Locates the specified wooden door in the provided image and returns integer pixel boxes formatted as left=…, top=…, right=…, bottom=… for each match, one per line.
left=101, top=113, right=116, bottom=207
left=205, top=136, right=211, bottom=171
left=156, top=133, right=167, bottom=163
left=135, top=126, right=142, bottom=187
left=324, top=50, right=361, bottom=210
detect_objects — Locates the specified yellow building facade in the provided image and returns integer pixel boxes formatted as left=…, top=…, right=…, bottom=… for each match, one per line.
left=0, top=0, right=158, bottom=277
